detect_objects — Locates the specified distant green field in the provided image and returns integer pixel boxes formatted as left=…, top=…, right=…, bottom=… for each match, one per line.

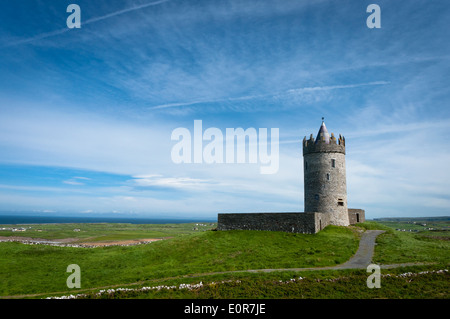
left=0, top=222, right=214, bottom=242
left=375, top=218, right=449, bottom=235
left=366, top=220, right=450, bottom=265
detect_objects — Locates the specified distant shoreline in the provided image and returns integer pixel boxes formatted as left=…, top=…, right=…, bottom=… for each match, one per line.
left=0, top=214, right=217, bottom=225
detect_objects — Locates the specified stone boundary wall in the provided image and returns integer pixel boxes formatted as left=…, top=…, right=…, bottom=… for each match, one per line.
left=217, top=212, right=323, bottom=234
left=217, top=209, right=364, bottom=234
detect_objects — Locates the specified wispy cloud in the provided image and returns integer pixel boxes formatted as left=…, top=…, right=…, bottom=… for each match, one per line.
left=285, top=81, right=390, bottom=94
left=63, top=180, right=85, bottom=186
left=131, top=174, right=214, bottom=189
left=150, top=81, right=390, bottom=110
left=2, top=0, right=170, bottom=48
left=83, top=0, right=169, bottom=24
left=63, top=176, right=91, bottom=186
left=3, top=28, right=72, bottom=48
left=73, top=176, right=91, bottom=181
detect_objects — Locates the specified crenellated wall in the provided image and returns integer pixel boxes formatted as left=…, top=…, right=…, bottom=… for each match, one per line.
left=302, top=133, right=345, bottom=155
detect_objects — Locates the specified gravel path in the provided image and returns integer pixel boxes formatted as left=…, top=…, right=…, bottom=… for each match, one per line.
left=334, top=230, right=385, bottom=269
left=225, top=229, right=388, bottom=274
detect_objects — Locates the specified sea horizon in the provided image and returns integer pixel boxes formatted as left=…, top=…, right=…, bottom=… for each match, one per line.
left=0, top=213, right=217, bottom=225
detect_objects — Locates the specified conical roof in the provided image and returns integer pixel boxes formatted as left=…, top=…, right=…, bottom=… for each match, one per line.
left=315, top=118, right=330, bottom=144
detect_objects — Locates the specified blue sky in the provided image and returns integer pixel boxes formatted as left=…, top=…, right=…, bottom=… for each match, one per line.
left=0, top=0, right=449, bottom=219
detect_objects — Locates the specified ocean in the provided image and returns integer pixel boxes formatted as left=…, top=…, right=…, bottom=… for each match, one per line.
left=0, top=214, right=216, bottom=225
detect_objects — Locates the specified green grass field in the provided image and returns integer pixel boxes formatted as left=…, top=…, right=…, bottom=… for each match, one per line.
left=0, top=222, right=213, bottom=242
left=0, top=220, right=448, bottom=299
left=359, top=220, right=449, bottom=265
left=63, top=266, right=448, bottom=299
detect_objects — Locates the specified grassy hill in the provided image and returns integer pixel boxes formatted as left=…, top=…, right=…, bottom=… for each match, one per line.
left=0, top=221, right=448, bottom=299
left=0, top=225, right=359, bottom=297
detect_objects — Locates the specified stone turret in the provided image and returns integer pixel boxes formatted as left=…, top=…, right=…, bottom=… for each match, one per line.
left=302, top=119, right=349, bottom=226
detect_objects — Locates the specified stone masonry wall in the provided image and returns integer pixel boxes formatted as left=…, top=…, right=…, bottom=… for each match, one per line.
left=348, top=209, right=365, bottom=224
left=217, top=212, right=324, bottom=234
left=217, top=209, right=363, bottom=234
left=303, top=151, right=349, bottom=226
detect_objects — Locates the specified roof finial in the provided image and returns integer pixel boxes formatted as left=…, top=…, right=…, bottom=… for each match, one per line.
left=322, top=117, right=325, bottom=123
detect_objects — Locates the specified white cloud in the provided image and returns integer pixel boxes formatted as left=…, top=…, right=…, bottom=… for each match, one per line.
left=131, top=175, right=214, bottom=189
left=63, top=180, right=85, bottom=186
left=0, top=102, right=172, bottom=176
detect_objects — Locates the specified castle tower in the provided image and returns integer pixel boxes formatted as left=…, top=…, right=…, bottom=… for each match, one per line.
left=302, top=118, right=349, bottom=226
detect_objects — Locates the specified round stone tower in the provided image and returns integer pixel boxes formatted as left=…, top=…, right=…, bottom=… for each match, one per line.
left=302, top=118, right=349, bottom=226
